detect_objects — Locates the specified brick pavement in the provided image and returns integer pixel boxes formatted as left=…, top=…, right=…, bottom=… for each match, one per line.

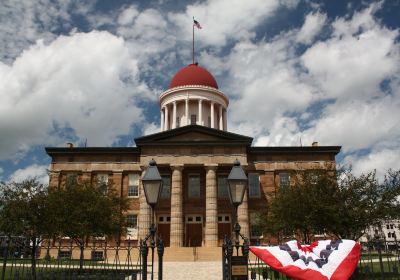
left=145, top=261, right=222, bottom=280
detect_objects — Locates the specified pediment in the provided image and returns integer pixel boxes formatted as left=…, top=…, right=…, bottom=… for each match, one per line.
left=134, top=125, right=253, bottom=146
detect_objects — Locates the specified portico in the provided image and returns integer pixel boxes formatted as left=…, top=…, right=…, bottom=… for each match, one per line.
left=135, top=125, right=252, bottom=247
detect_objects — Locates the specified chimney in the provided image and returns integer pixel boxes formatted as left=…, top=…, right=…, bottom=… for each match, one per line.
left=66, top=142, right=74, bottom=148
left=312, top=141, right=318, bottom=147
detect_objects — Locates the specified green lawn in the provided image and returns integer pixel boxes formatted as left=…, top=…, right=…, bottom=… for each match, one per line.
left=1, top=267, right=139, bottom=280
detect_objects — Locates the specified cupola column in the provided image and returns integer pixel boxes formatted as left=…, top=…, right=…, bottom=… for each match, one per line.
left=160, top=108, right=164, bottom=131
left=164, top=105, right=169, bottom=130
left=185, top=97, right=189, bottom=126
left=210, top=102, right=215, bottom=129
left=224, top=109, right=228, bottom=131
left=172, top=101, right=177, bottom=129
left=219, top=105, right=223, bottom=130
left=198, top=100, right=203, bottom=125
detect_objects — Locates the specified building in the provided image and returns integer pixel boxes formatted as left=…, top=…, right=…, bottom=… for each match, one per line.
left=360, top=219, right=400, bottom=245
left=45, top=63, right=341, bottom=247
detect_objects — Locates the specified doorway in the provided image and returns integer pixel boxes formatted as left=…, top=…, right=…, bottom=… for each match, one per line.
left=218, top=214, right=231, bottom=246
left=185, top=215, right=203, bottom=247
left=157, top=215, right=171, bottom=247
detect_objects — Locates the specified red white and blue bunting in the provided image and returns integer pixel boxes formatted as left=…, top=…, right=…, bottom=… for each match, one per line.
left=250, top=240, right=361, bottom=280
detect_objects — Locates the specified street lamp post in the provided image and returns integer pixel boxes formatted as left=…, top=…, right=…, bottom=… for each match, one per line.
left=227, top=159, right=248, bottom=246
left=223, top=159, right=249, bottom=280
left=141, top=159, right=164, bottom=280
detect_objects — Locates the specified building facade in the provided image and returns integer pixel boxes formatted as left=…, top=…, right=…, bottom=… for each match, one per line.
left=46, top=63, right=340, bottom=247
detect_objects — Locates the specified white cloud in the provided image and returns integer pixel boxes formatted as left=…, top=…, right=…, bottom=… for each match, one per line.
left=296, top=11, right=327, bottom=44
left=169, top=0, right=294, bottom=47
left=343, top=148, right=400, bottom=179
left=221, top=3, right=400, bottom=178
left=142, top=122, right=160, bottom=136
left=304, top=96, right=400, bottom=151
left=0, top=0, right=94, bottom=63
left=8, top=164, right=49, bottom=184
left=117, top=5, right=139, bottom=26
left=0, top=31, right=154, bottom=160
left=301, top=22, right=398, bottom=100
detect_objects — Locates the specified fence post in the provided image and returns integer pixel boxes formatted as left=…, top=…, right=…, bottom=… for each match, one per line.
left=377, top=244, right=384, bottom=280
left=157, top=239, right=164, bottom=280
left=140, top=240, right=148, bottom=280
left=1, top=238, right=9, bottom=280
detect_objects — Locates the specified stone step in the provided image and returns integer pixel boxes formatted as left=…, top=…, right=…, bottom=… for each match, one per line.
left=162, top=247, right=222, bottom=262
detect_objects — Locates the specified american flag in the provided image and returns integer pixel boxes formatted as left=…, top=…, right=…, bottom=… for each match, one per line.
left=193, top=19, right=202, bottom=29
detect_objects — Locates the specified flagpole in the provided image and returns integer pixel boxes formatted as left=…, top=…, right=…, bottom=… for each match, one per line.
left=192, top=17, right=195, bottom=64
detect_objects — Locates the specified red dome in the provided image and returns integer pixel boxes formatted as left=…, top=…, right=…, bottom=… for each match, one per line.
left=169, top=64, right=218, bottom=89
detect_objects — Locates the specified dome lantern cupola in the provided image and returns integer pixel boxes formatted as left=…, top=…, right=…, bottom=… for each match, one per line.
left=160, top=63, right=229, bottom=131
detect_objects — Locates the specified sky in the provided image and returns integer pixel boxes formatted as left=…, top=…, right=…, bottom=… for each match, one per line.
left=0, top=0, right=399, bottom=184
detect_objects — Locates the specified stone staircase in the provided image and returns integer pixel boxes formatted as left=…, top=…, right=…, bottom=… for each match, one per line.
left=162, top=246, right=222, bottom=262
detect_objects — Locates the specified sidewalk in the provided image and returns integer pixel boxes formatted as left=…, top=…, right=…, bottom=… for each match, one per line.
left=146, top=261, right=222, bottom=280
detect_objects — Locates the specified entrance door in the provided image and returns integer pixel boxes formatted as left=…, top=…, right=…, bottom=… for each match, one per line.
left=157, top=215, right=170, bottom=247
left=185, top=215, right=203, bottom=247
left=218, top=215, right=232, bottom=246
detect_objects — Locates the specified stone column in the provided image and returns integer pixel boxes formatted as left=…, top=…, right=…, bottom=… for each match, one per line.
left=185, top=97, right=189, bottom=126
left=210, top=102, right=215, bottom=129
left=164, top=105, right=169, bottom=131
left=170, top=165, right=184, bottom=247
left=138, top=171, right=151, bottom=240
left=160, top=108, right=164, bottom=131
left=205, top=164, right=218, bottom=247
left=198, top=99, right=203, bottom=125
left=238, top=190, right=250, bottom=239
left=172, top=101, right=177, bottom=129
left=219, top=105, right=223, bottom=130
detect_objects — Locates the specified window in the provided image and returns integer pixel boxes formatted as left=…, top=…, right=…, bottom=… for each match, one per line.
left=191, top=114, right=197, bottom=125
left=208, top=116, right=211, bottom=128
left=161, top=175, right=171, bottom=198
left=128, top=174, right=139, bottom=197
left=186, top=215, right=202, bottom=223
left=250, top=213, right=262, bottom=238
left=387, top=225, right=390, bottom=229
left=66, top=173, right=77, bottom=187
left=91, top=251, right=104, bottom=261
left=176, top=117, right=180, bottom=128
left=310, top=173, right=319, bottom=185
left=127, top=214, right=138, bottom=240
left=388, top=232, right=392, bottom=238
left=58, top=250, right=71, bottom=259
left=188, top=175, right=200, bottom=198
left=279, top=172, right=290, bottom=187
left=96, top=173, right=108, bottom=188
left=248, top=173, right=261, bottom=197
left=390, top=224, right=394, bottom=229
left=218, top=215, right=230, bottom=223
left=158, top=215, right=171, bottom=224
left=217, top=175, right=228, bottom=198
left=127, top=214, right=138, bottom=228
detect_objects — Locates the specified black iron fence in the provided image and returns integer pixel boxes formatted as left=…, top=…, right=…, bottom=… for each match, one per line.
left=247, top=240, right=400, bottom=280
left=0, top=237, right=142, bottom=280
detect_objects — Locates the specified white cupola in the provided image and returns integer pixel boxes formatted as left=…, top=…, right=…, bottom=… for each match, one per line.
left=159, top=63, right=229, bottom=131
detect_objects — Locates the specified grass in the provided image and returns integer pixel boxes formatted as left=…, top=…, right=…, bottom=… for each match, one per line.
left=1, top=267, right=138, bottom=280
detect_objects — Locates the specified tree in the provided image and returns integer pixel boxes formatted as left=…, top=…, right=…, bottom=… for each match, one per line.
left=0, top=179, right=57, bottom=280
left=51, top=180, right=128, bottom=269
left=259, top=169, right=400, bottom=243
left=334, top=169, right=400, bottom=240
